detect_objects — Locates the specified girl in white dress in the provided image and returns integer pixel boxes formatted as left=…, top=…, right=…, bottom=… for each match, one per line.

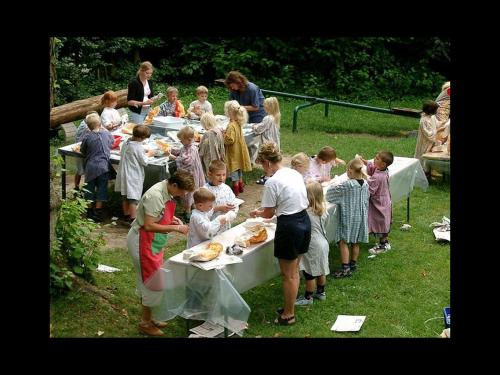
left=100, top=91, right=122, bottom=131
left=115, top=125, right=155, bottom=223
left=295, top=181, right=330, bottom=305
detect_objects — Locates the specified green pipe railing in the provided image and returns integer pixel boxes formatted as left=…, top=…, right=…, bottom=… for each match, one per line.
left=260, top=89, right=421, bottom=132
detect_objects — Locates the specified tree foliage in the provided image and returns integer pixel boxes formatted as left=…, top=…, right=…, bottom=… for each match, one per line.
left=52, top=37, right=450, bottom=105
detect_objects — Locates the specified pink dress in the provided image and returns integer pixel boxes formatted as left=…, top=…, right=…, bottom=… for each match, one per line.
left=171, top=143, right=206, bottom=209
left=366, top=161, right=392, bottom=234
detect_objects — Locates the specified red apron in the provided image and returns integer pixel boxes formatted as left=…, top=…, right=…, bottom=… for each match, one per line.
left=139, top=199, right=176, bottom=290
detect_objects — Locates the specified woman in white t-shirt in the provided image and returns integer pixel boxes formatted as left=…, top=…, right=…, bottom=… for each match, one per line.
left=250, top=142, right=311, bottom=327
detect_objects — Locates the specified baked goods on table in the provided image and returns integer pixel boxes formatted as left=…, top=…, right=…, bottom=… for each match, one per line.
left=143, top=106, right=160, bottom=125
left=155, top=139, right=171, bottom=153
left=72, top=144, right=81, bottom=153
left=121, top=123, right=137, bottom=135
left=234, top=224, right=268, bottom=248
left=189, top=242, right=224, bottom=262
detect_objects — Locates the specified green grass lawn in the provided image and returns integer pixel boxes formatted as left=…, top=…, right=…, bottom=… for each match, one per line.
left=50, top=90, right=449, bottom=338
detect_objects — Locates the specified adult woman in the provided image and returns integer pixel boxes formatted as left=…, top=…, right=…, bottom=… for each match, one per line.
left=127, top=170, right=195, bottom=336
left=250, top=142, right=311, bottom=326
left=127, top=61, right=155, bottom=124
left=224, top=70, right=266, bottom=124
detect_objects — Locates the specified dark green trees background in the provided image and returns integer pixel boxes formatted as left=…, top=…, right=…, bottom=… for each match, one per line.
left=52, top=37, right=450, bottom=106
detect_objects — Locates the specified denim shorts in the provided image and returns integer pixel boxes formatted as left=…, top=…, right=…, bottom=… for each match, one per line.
left=84, top=172, right=109, bottom=202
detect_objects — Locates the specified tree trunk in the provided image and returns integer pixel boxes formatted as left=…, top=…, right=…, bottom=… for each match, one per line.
left=50, top=88, right=128, bottom=129
left=49, top=37, right=56, bottom=110
left=50, top=160, right=62, bottom=245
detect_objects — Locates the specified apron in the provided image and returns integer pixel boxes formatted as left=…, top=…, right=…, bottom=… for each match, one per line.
left=139, top=199, right=176, bottom=290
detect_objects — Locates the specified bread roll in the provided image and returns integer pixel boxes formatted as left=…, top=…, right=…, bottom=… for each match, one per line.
left=188, top=242, right=224, bottom=262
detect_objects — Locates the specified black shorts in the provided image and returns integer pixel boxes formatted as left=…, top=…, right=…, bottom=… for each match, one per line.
left=274, top=210, right=311, bottom=260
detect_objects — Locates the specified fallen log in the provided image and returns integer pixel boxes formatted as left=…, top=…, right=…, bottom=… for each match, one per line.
left=50, top=89, right=128, bottom=129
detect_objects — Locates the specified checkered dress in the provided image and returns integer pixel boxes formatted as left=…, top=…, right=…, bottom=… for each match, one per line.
left=326, top=179, right=369, bottom=244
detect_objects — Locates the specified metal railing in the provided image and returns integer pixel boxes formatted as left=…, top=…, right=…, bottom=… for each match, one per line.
left=260, top=89, right=421, bottom=132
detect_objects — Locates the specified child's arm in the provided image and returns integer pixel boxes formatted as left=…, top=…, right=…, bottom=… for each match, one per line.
left=252, top=116, right=270, bottom=134
left=335, top=158, right=346, bottom=166
left=224, top=123, right=236, bottom=145
left=367, top=173, right=381, bottom=196
left=366, top=160, right=376, bottom=176
left=195, top=215, right=224, bottom=238
left=325, top=182, right=346, bottom=204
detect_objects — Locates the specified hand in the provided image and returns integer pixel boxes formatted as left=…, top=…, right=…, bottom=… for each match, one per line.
left=144, top=98, right=154, bottom=105
left=169, top=154, right=176, bottom=160
left=250, top=209, right=260, bottom=218
left=172, top=216, right=184, bottom=225
left=177, top=224, right=189, bottom=235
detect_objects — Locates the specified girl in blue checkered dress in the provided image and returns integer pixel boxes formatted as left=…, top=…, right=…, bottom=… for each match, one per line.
left=325, top=158, right=369, bottom=278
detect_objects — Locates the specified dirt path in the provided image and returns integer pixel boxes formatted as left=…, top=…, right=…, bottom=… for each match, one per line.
left=79, top=155, right=294, bottom=250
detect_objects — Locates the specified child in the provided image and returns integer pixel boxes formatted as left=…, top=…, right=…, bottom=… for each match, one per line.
left=253, top=97, right=281, bottom=185
left=158, top=86, right=185, bottom=117
left=223, top=100, right=252, bottom=197
left=204, top=160, right=239, bottom=234
left=414, top=100, right=446, bottom=173
left=435, top=81, right=450, bottom=123
left=290, top=152, right=310, bottom=182
left=80, top=113, right=114, bottom=222
left=198, top=113, right=225, bottom=176
left=187, top=188, right=227, bottom=248
left=325, top=158, right=369, bottom=278
left=295, top=181, right=330, bottom=306
left=360, top=151, right=394, bottom=254
left=169, top=126, right=205, bottom=221
left=100, top=90, right=122, bottom=131
left=187, top=85, right=213, bottom=120
left=306, top=146, right=346, bottom=183
left=74, top=110, right=99, bottom=191
left=115, top=125, right=156, bottom=225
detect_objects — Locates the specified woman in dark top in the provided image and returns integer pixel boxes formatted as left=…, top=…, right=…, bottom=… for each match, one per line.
left=127, top=61, right=155, bottom=124
left=224, top=71, right=266, bottom=124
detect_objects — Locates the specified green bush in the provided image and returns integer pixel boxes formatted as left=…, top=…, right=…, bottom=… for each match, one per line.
left=52, top=193, right=104, bottom=294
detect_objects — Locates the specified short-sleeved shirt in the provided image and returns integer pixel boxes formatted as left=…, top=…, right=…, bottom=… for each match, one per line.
left=229, top=82, right=266, bottom=123
left=132, top=180, right=173, bottom=230
left=261, top=167, right=309, bottom=216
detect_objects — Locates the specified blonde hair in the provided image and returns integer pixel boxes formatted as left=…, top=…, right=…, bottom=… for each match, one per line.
left=137, top=61, right=153, bottom=76
left=225, top=100, right=248, bottom=126
left=166, top=86, right=179, bottom=96
left=291, top=152, right=310, bottom=170
left=306, top=181, right=326, bottom=216
left=193, top=187, right=215, bottom=204
left=177, top=126, right=194, bottom=140
left=208, top=160, right=226, bottom=173
left=441, top=81, right=450, bottom=92
left=264, top=97, right=281, bottom=128
left=347, top=158, right=368, bottom=180
left=200, top=113, right=216, bottom=130
left=256, top=142, right=282, bottom=164
left=85, top=113, right=101, bottom=130
left=196, top=86, right=208, bottom=95
left=101, top=90, right=118, bottom=106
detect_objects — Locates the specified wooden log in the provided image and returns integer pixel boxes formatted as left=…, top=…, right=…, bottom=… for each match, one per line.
left=50, top=89, right=128, bottom=129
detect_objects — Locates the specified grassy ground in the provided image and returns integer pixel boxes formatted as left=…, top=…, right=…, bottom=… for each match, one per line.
left=50, top=90, right=450, bottom=338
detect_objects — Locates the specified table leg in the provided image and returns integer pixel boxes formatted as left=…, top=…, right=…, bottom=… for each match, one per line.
left=406, top=195, right=410, bottom=223
left=61, top=154, right=66, bottom=199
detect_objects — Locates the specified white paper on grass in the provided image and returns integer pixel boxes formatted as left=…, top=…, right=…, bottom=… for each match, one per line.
left=331, top=315, right=366, bottom=332
left=189, top=321, right=224, bottom=338
left=96, top=264, right=121, bottom=273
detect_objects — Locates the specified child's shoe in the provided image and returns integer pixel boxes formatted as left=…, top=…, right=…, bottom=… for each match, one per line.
left=138, top=321, right=164, bottom=337
left=239, top=181, right=245, bottom=193
left=312, top=291, right=326, bottom=301
left=333, top=267, right=352, bottom=278
left=232, top=182, right=240, bottom=197
left=295, top=296, right=314, bottom=306
left=368, top=242, right=390, bottom=255
left=349, top=261, right=357, bottom=272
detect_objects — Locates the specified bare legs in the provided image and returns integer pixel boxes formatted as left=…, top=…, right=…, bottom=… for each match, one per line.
left=278, top=255, right=302, bottom=320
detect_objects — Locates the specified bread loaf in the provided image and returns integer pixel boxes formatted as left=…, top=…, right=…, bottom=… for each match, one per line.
left=188, top=242, right=224, bottom=262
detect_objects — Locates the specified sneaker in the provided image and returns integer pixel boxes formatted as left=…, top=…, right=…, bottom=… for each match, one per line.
left=349, top=262, right=357, bottom=272
left=312, top=291, right=326, bottom=301
left=368, top=242, right=390, bottom=255
left=138, top=322, right=165, bottom=336
left=295, top=296, right=314, bottom=306
left=333, top=267, right=352, bottom=278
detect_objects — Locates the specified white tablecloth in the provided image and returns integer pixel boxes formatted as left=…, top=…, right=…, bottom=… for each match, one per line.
left=149, top=157, right=428, bottom=334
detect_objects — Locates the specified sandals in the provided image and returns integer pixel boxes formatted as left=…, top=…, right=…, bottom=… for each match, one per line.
left=274, top=315, right=296, bottom=326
